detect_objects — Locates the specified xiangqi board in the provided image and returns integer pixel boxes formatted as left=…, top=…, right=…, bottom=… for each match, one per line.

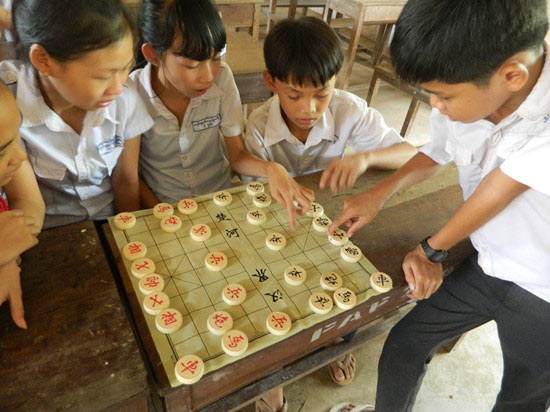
left=107, top=182, right=388, bottom=387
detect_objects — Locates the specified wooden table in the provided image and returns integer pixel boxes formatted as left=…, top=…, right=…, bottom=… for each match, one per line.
left=104, top=165, right=472, bottom=412
left=320, top=0, right=407, bottom=89
left=0, top=221, right=150, bottom=411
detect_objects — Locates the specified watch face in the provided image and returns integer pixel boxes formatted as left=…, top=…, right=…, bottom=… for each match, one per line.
left=421, top=238, right=448, bottom=263
left=430, top=250, right=448, bottom=263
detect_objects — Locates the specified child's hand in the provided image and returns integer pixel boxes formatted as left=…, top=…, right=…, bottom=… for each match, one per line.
left=0, top=210, right=39, bottom=266
left=329, top=189, right=386, bottom=237
left=0, top=260, right=27, bottom=329
left=402, top=245, right=444, bottom=300
left=319, top=153, right=369, bottom=193
left=266, top=162, right=314, bottom=230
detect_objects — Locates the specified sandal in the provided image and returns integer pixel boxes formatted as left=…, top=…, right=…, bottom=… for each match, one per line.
left=328, top=402, right=375, bottom=412
left=255, top=396, right=288, bottom=412
left=328, top=353, right=357, bottom=386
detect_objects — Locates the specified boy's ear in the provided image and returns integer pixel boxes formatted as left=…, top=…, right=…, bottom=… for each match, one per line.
left=263, top=70, right=277, bottom=92
left=141, top=43, right=161, bottom=67
left=498, top=60, right=530, bottom=92
left=29, top=44, right=55, bottom=75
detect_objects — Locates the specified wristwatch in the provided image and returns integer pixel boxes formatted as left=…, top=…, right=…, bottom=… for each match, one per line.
left=420, top=237, right=449, bottom=263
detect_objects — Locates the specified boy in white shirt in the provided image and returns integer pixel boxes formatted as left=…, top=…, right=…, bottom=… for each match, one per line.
left=245, top=17, right=416, bottom=412
left=330, top=0, right=550, bottom=411
left=245, top=17, right=415, bottom=194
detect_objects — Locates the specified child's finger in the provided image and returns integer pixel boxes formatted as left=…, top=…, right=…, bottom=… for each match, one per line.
left=301, top=186, right=315, bottom=201
left=346, top=170, right=358, bottom=189
left=402, top=262, right=416, bottom=296
left=338, top=168, right=351, bottom=191
left=329, top=210, right=351, bottom=234
left=346, top=217, right=366, bottom=237
left=319, top=166, right=334, bottom=190
left=9, top=287, right=27, bottom=330
left=282, top=194, right=296, bottom=231
left=330, top=168, right=342, bottom=193
left=294, top=191, right=311, bottom=212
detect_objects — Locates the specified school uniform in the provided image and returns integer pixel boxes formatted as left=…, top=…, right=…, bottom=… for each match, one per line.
left=244, top=89, right=403, bottom=177
left=128, top=62, right=243, bottom=203
left=376, top=50, right=550, bottom=412
left=0, top=60, right=154, bottom=228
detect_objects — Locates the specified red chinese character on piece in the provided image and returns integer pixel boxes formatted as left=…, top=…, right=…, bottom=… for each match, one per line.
left=144, top=276, right=160, bottom=288
left=180, top=360, right=199, bottom=374
left=227, top=287, right=242, bottom=299
left=129, top=243, right=142, bottom=254
left=194, top=225, right=207, bottom=235
left=161, top=311, right=178, bottom=326
left=159, top=205, right=170, bottom=212
left=166, top=216, right=178, bottom=225
left=209, top=254, right=225, bottom=265
left=214, top=313, right=229, bottom=327
left=182, top=200, right=193, bottom=208
left=149, top=294, right=164, bottom=307
left=136, top=261, right=150, bottom=270
left=118, top=214, right=131, bottom=223
left=227, top=334, right=244, bottom=348
left=271, top=314, right=288, bottom=329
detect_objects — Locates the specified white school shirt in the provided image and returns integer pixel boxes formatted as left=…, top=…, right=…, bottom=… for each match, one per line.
left=244, top=90, right=403, bottom=177
left=0, top=0, right=12, bottom=42
left=128, top=62, right=244, bottom=203
left=420, top=50, right=550, bottom=303
left=0, top=60, right=154, bottom=227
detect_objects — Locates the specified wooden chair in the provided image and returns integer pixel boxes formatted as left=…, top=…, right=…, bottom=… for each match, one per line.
left=322, top=0, right=406, bottom=90
left=366, top=23, right=430, bottom=138
left=265, top=0, right=327, bottom=33
left=217, top=0, right=263, bottom=41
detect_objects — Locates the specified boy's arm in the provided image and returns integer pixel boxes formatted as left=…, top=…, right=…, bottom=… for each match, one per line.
left=225, top=135, right=314, bottom=230
left=4, top=160, right=45, bottom=235
left=139, top=178, right=160, bottom=209
left=330, top=152, right=441, bottom=236
left=112, top=137, right=141, bottom=213
left=403, top=168, right=529, bottom=300
left=320, top=142, right=417, bottom=192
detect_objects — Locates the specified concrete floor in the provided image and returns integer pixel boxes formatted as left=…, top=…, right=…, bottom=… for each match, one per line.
left=239, top=61, right=505, bottom=412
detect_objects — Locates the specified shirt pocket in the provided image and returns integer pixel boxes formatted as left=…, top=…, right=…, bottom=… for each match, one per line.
left=30, top=154, right=67, bottom=181
left=99, top=146, right=123, bottom=176
left=97, top=136, right=124, bottom=176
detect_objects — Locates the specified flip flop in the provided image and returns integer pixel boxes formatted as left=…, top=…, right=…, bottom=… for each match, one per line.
left=328, top=353, right=357, bottom=385
left=328, top=402, right=375, bottom=412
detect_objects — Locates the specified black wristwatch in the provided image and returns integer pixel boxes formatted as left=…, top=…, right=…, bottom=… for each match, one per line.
left=420, top=237, right=449, bottom=263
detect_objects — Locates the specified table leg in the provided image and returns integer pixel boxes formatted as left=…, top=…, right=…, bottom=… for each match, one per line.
left=252, top=3, right=261, bottom=40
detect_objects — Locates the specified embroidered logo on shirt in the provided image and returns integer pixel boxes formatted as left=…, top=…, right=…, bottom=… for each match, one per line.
left=97, top=135, right=123, bottom=155
left=192, top=114, right=222, bottom=132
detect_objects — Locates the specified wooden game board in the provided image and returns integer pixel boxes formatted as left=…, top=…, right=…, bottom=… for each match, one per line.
left=107, top=183, right=384, bottom=388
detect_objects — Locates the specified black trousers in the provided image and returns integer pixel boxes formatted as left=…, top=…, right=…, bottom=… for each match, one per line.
left=376, top=255, right=550, bottom=412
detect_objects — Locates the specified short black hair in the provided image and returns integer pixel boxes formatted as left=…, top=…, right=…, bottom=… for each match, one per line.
left=390, top=0, right=549, bottom=84
left=13, top=0, right=134, bottom=62
left=140, top=0, right=226, bottom=61
left=264, top=16, right=344, bottom=87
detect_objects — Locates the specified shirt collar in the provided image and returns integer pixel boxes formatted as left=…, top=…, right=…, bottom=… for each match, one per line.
left=516, top=41, right=550, bottom=121
left=263, top=95, right=336, bottom=148
left=139, top=62, right=224, bottom=117
left=17, top=65, right=117, bottom=131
